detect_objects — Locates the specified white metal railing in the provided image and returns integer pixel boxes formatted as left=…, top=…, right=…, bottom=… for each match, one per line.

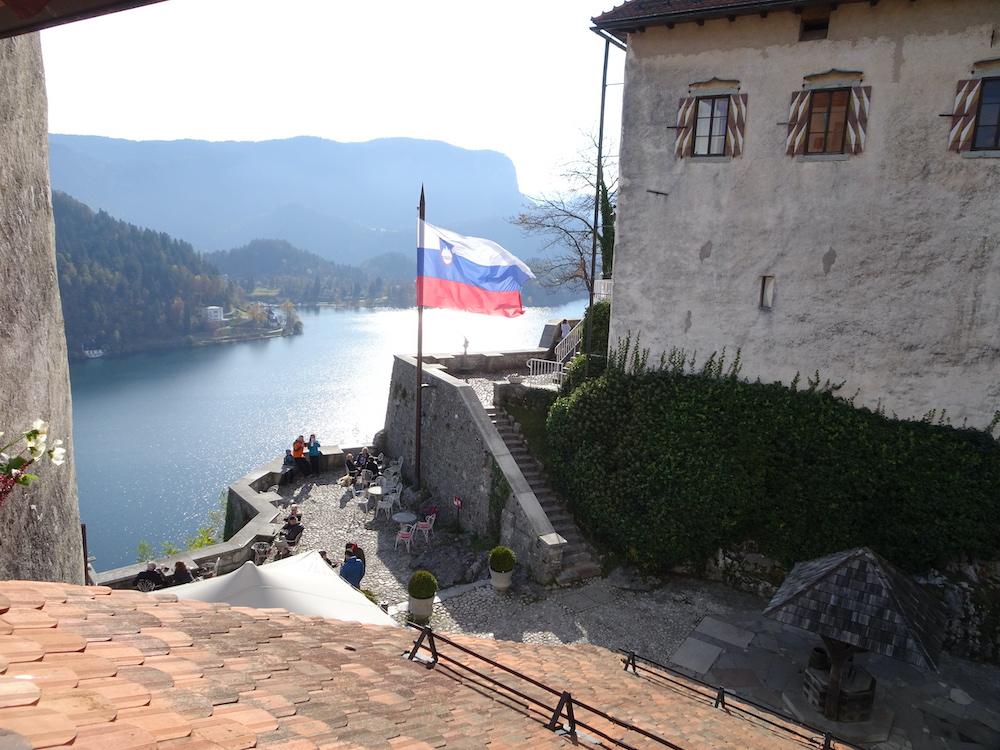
left=594, top=278, right=613, bottom=302
left=527, top=358, right=564, bottom=384
left=553, top=319, right=585, bottom=364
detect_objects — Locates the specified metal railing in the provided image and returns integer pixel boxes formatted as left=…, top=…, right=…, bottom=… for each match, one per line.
left=620, top=650, right=864, bottom=750
left=406, top=624, right=690, bottom=749
left=553, top=319, right=585, bottom=364
left=527, top=357, right=564, bottom=384
left=594, top=278, right=613, bottom=301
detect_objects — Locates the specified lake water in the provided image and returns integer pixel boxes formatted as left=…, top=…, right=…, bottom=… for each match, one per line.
left=70, top=301, right=585, bottom=570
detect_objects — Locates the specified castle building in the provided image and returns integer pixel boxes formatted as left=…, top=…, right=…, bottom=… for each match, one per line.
left=593, top=0, right=1000, bottom=427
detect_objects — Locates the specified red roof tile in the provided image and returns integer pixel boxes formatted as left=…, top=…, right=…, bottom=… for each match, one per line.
left=0, top=580, right=826, bottom=750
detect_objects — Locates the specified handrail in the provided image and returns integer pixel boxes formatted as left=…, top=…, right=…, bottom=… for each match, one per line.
left=526, top=357, right=563, bottom=384
left=406, top=624, right=690, bottom=749
left=553, top=319, right=585, bottom=364
left=620, top=650, right=865, bottom=750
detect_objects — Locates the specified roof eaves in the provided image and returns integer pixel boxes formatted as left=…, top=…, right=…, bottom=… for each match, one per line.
left=592, top=0, right=863, bottom=34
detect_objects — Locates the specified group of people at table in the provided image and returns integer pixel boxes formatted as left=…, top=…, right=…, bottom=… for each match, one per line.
left=134, top=446, right=392, bottom=592
left=134, top=559, right=198, bottom=589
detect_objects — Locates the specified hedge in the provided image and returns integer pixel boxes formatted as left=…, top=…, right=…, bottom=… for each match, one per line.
left=560, top=299, right=611, bottom=395
left=546, top=344, right=1000, bottom=573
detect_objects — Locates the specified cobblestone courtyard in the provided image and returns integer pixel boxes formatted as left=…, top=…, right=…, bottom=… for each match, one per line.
left=277, top=470, right=1000, bottom=750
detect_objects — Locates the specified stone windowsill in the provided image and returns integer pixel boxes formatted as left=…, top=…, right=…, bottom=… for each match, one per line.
left=796, top=153, right=850, bottom=162
left=687, top=156, right=733, bottom=164
left=961, top=149, right=1000, bottom=159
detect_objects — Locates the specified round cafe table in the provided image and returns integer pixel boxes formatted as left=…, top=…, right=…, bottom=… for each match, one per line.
left=391, top=511, right=417, bottom=529
left=366, top=485, right=383, bottom=501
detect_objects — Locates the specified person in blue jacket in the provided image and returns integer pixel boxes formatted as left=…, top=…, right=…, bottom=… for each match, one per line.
left=339, top=548, right=365, bottom=589
left=307, top=433, right=321, bottom=476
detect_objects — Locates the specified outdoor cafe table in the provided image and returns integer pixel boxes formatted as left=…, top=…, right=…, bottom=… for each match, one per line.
left=391, top=510, right=417, bottom=530
left=366, top=484, right=384, bottom=500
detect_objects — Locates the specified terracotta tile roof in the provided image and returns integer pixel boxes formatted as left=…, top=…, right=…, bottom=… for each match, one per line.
left=0, top=580, right=822, bottom=749
left=593, top=0, right=867, bottom=31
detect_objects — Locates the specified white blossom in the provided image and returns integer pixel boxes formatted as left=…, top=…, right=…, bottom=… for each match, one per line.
left=49, top=446, right=67, bottom=466
left=31, top=419, right=48, bottom=434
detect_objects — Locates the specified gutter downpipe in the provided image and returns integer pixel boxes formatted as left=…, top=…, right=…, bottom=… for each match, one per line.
left=583, top=28, right=619, bottom=376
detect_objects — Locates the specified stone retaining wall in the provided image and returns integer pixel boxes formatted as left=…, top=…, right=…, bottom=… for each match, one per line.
left=382, top=352, right=565, bottom=582
left=96, top=447, right=357, bottom=589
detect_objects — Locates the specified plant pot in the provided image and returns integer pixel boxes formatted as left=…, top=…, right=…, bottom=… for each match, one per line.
left=408, top=595, right=434, bottom=623
left=507, top=374, right=523, bottom=384
left=490, top=568, right=513, bottom=591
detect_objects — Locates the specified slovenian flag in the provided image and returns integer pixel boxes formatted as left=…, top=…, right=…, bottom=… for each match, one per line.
left=417, top=220, right=535, bottom=317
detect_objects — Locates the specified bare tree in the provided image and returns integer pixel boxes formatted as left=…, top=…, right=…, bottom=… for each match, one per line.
left=513, top=138, right=617, bottom=295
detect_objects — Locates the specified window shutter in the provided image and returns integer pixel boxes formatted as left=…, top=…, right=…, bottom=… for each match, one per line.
left=845, top=85, right=871, bottom=154
left=724, top=93, right=749, bottom=157
left=674, top=97, right=696, bottom=158
left=949, top=79, right=982, bottom=152
left=785, top=90, right=811, bottom=156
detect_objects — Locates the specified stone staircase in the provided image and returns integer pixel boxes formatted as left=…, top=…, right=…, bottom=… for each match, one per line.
left=486, top=406, right=602, bottom=584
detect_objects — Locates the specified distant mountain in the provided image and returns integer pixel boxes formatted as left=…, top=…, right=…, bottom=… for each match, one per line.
left=53, top=192, right=232, bottom=356
left=48, top=135, right=539, bottom=262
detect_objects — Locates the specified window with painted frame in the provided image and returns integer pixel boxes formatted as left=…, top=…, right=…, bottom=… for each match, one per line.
left=972, top=77, right=1000, bottom=151
left=805, top=88, right=850, bottom=154
left=693, top=95, right=730, bottom=156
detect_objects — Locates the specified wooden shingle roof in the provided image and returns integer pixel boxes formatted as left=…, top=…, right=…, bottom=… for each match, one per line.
left=0, top=578, right=827, bottom=750
left=763, top=547, right=947, bottom=671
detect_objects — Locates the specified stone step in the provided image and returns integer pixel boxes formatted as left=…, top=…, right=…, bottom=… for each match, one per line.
left=556, top=562, right=602, bottom=585
left=562, top=550, right=595, bottom=567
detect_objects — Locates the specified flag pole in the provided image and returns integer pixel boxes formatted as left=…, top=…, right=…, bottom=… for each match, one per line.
left=415, top=186, right=425, bottom=489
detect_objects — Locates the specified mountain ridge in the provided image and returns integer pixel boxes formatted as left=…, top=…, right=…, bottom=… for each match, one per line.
left=48, top=133, right=538, bottom=262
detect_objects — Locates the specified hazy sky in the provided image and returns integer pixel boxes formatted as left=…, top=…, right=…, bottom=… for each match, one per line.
left=40, top=0, right=624, bottom=196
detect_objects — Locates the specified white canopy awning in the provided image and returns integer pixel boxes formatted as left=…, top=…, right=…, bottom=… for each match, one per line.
left=170, top=550, right=396, bottom=626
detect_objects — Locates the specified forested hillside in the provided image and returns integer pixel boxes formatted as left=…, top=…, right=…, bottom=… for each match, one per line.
left=206, top=240, right=414, bottom=307
left=53, top=192, right=233, bottom=356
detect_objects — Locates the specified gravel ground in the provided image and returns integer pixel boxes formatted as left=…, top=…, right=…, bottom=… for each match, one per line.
left=276, top=472, right=761, bottom=666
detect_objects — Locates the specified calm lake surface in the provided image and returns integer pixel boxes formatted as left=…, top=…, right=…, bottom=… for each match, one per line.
left=70, top=301, right=585, bottom=570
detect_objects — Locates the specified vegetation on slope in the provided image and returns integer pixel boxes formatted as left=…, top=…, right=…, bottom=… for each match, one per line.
left=54, top=191, right=234, bottom=355
left=546, top=338, right=1000, bottom=574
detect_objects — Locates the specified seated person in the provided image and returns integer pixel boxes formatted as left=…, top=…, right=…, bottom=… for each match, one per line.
left=339, top=548, right=365, bottom=589
left=134, top=561, right=168, bottom=590
left=274, top=516, right=305, bottom=558
left=170, top=560, right=194, bottom=585
left=344, top=542, right=366, bottom=568
left=283, top=504, right=302, bottom=523
left=281, top=449, right=296, bottom=483
left=338, top=452, right=358, bottom=487
left=356, top=447, right=375, bottom=473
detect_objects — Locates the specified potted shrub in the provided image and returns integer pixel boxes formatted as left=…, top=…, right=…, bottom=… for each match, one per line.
left=489, top=545, right=516, bottom=591
left=407, top=570, right=438, bottom=623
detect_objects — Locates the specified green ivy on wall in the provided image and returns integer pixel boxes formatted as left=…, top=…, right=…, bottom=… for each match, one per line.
left=488, top=458, right=510, bottom=545
left=546, top=338, right=1000, bottom=573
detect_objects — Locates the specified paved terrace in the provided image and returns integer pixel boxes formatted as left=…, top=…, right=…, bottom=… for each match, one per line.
left=279, top=466, right=1000, bottom=750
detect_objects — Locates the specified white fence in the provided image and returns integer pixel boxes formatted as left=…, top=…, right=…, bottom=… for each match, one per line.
left=553, top=319, right=584, bottom=364
left=527, top=358, right=564, bottom=384
left=594, top=279, right=613, bottom=302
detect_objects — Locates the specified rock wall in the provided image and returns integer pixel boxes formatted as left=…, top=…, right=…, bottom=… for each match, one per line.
left=0, top=34, right=84, bottom=583
left=611, top=0, right=1000, bottom=428
left=382, top=354, right=564, bottom=582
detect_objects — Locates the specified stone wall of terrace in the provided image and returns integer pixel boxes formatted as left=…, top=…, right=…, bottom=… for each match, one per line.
left=95, top=447, right=355, bottom=588
left=382, top=351, right=565, bottom=583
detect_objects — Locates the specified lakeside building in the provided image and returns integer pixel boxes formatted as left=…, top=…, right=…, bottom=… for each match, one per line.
left=593, top=0, right=1000, bottom=428
left=201, top=304, right=225, bottom=322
